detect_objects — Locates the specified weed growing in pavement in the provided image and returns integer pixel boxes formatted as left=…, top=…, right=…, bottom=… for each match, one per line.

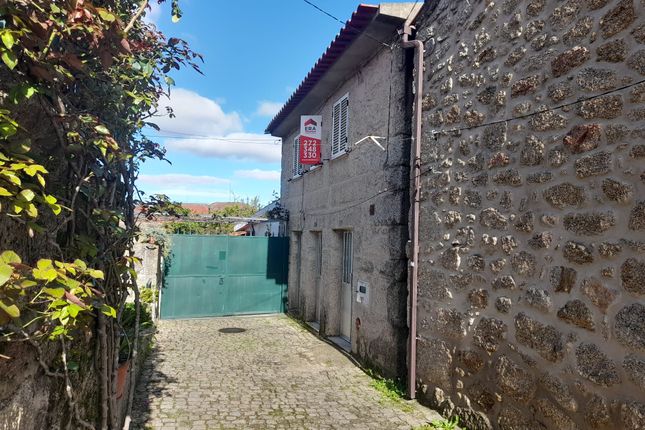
left=412, top=416, right=462, bottom=430
left=364, top=368, right=414, bottom=412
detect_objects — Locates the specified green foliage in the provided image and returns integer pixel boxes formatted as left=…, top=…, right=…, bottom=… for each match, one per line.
left=139, top=224, right=173, bottom=256
left=164, top=220, right=232, bottom=235
left=0, top=250, right=112, bottom=338
left=211, top=202, right=257, bottom=218
left=412, top=417, right=461, bottom=430
left=138, top=194, right=191, bottom=219
left=139, top=287, right=158, bottom=305
left=364, top=368, right=414, bottom=413
left=118, top=301, right=152, bottom=362
left=0, top=0, right=199, bottom=426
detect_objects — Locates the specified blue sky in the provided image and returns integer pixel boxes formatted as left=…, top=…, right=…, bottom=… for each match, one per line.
left=138, top=0, right=412, bottom=206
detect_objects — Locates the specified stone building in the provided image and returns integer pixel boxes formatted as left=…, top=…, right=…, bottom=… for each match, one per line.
left=409, top=0, right=645, bottom=429
left=270, top=0, right=644, bottom=428
left=266, top=3, right=421, bottom=378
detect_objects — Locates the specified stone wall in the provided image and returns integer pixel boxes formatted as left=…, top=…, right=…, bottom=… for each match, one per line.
left=413, top=0, right=644, bottom=429
left=280, top=39, right=412, bottom=378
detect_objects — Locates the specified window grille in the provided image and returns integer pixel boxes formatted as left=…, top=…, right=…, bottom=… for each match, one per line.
left=342, top=231, right=352, bottom=284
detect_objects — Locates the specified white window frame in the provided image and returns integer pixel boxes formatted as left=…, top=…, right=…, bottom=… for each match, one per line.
left=292, top=136, right=303, bottom=178
left=331, top=93, right=349, bottom=159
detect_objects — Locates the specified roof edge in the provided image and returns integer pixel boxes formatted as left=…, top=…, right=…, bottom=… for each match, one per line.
left=265, top=4, right=380, bottom=135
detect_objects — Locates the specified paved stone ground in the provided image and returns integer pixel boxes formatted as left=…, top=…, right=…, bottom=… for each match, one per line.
left=131, top=315, right=442, bottom=430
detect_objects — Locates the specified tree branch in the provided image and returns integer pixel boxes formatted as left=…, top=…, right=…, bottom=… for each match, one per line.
left=124, top=0, right=149, bottom=34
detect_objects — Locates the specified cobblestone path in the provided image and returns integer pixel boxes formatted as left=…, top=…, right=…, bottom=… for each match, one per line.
left=132, top=315, right=441, bottom=430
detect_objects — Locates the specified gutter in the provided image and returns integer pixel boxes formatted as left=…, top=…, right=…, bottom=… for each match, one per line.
left=401, top=22, right=423, bottom=400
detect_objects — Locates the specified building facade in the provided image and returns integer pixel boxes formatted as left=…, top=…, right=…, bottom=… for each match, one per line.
left=267, top=3, right=420, bottom=378
left=410, top=0, right=645, bottom=429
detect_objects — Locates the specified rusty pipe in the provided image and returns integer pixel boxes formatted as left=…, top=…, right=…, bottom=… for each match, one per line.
left=401, top=22, right=423, bottom=400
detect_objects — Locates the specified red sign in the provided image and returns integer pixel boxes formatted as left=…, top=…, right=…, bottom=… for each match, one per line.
left=299, top=115, right=322, bottom=165
left=299, top=136, right=321, bottom=164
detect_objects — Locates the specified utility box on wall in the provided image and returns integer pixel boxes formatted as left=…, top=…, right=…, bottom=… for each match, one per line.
left=356, top=280, right=369, bottom=304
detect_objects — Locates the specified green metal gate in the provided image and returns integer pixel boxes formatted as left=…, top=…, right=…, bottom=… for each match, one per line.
left=160, top=235, right=289, bottom=319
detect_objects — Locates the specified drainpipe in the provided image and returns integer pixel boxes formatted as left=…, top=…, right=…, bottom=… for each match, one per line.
left=401, top=22, right=423, bottom=400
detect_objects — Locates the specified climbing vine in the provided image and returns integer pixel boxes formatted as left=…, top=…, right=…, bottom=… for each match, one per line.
left=0, top=1, right=199, bottom=428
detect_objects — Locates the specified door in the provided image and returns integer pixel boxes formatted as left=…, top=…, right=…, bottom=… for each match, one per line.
left=340, top=231, right=353, bottom=340
left=314, top=232, right=323, bottom=323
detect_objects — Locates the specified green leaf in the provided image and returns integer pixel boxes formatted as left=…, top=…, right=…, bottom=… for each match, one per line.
left=101, top=304, right=116, bottom=318
left=98, top=9, right=116, bottom=22
left=1, top=49, right=17, bottom=70
left=0, top=263, right=12, bottom=286
left=0, top=299, right=20, bottom=318
left=67, top=361, right=79, bottom=372
left=94, top=125, right=110, bottom=135
left=43, top=287, right=65, bottom=299
left=18, top=189, right=35, bottom=202
left=0, top=250, right=21, bottom=264
left=1, top=31, right=14, bottom=50
left=0, top=187, right=12, bottom=196
left=20, top=279, right=37, bottom=288
left=49, top=325, right=66, bottom=338
left=23, top=164, right=47, bottom=176
left=33, top=267, right=57, bottom=282
left=25, top=203, right=37, bottom=217
left=74, top=259, right=87, bottom=270
left=0, top=121, right=17, bottom=138
left=50, top=203, right=62, bottom=215
left=44, top=195, right=57, bottom=204
left=88, top=269, right=104, bottom=280
left=67, top=303, right=83, bottom=318
left=37, top=259, right=53, bottom=270
left=164, top=76, right=175, bottom=86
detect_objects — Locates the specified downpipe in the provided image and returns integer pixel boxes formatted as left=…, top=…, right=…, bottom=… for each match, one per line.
left=401, top=22, right=423, bottom=400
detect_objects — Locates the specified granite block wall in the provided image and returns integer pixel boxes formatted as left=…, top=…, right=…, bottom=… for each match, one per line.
left=413, top=0, right=645, bottom=428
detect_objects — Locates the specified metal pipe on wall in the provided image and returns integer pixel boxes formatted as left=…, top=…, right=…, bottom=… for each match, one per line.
left=401, top=22, right=424, bottom=400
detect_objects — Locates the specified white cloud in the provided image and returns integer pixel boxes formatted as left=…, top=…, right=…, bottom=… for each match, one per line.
left=149, top=88, right=282, bottom=163
left=235, top=169, right=280, bottom=181
left=153, top=88, right=243, bottom=136
left=164, top=132, right=282, bottom=163
left=136, top=174, right=232, bottom=202
left=256, top=101, right=283, bottom=117
left=138, top=173, right=230, bottom=187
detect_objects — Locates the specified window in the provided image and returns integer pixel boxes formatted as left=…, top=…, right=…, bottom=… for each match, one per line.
left=342, top=231, right=352, bottom=284
left=292, top=137, right=303, bottom=178
left=331, top=94, right=349, bottom=158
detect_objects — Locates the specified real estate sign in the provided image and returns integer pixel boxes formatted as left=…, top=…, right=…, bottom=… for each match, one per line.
left=299, top=115, right=322, bottom=165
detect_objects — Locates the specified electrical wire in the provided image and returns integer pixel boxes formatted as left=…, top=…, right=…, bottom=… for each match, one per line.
left=404, top=0, right=420, bottom=22
left=291, top=78, right=645, bottom=218
left=301, top=0, right=394, bottom=50
left=431, top=78, right=645, bottom=137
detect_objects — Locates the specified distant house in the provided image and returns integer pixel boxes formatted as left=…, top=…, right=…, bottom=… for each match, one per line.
left=266, top=3, right=421, bottom=378
left=234, top=201, right=285, bottom=237
left=180, top=203, right=211, bottom=216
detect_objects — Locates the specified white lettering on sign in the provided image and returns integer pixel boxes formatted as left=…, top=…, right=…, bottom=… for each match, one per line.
left=299, top=115, right=322, bottom=165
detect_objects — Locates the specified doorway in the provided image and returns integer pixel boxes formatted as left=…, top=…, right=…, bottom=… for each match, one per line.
left=340, top=231, right=353, bottom=341
left=314, top=231, right=323, bottom=324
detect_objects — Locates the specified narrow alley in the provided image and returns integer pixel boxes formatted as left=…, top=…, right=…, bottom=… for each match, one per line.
left=131, top=315, right=441, bottom=430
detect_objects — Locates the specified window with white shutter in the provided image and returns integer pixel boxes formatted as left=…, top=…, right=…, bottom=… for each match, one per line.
left=331, top=93, right=349, bottom=158
left=292, top=137, right=303, bottom=178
